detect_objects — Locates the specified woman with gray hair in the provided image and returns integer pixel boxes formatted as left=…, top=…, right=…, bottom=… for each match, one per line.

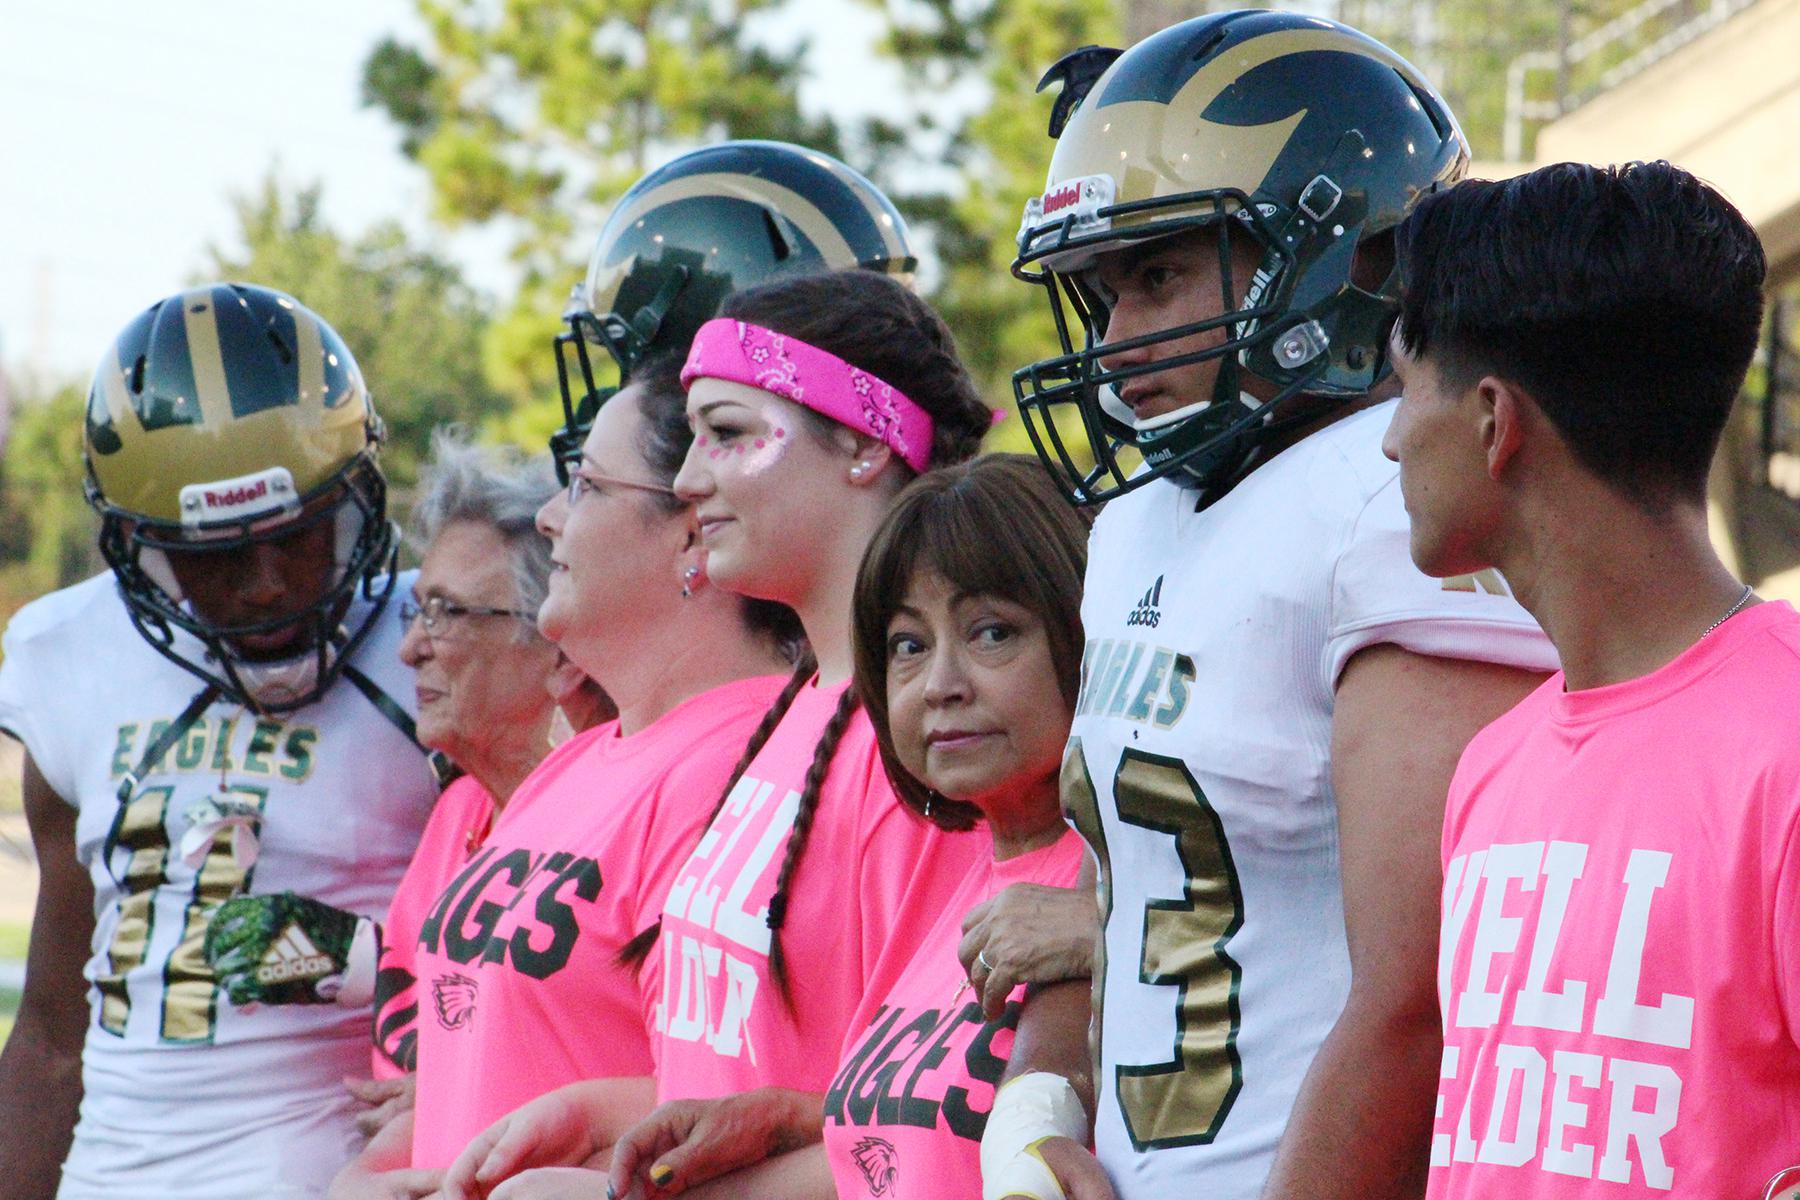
left=208, top=430, right=615, bottom=1196
left=399, top=428, right=610, bottom=790
left=330, top=431, right=615, bottom=1186
left=330, top=357, right=799, bottom=1199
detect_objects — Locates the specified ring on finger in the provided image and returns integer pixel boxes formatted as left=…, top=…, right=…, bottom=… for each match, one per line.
left=977, top=949, right=995, bottom=974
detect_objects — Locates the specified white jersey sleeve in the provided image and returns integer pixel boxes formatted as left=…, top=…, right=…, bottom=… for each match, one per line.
left=0, top=571, right=438, bottom=1200
left=1324, top=451, right=1561, bottom=690
left=0, top=573, right=110, bottom=803
left=1067, top=400, right=1554, bottom=1200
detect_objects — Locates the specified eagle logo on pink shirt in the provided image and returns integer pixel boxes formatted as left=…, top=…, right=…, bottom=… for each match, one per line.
left=851, top=1137, right=898, bottom=1197
left=432, top=972, right=478, bottom=1031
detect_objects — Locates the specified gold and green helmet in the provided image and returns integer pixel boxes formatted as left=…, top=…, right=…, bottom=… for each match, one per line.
left=1013, top=11, right=1468, bottom=505
left=84, top=283, right=396, bottom=711
left=551, top=140, right=917, bottom=482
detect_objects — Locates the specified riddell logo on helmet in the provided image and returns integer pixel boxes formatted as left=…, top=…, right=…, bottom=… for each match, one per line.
left=1042, top=184, right=1083, bottom=215
left=178, top=466, right=298, bottom=528
left=202, top=480, right=267, bottom=510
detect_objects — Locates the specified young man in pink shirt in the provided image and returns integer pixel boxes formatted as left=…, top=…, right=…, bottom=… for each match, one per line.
left=1383, top=160, right=1800, bottom=1196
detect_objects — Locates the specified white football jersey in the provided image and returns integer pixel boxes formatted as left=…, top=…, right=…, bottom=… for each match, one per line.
left=0, top=572, right=437, bottom=1199
left=1068, top=401, right=1557, bottom=1200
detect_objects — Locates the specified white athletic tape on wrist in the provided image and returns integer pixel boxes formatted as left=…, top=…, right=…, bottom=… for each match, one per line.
left=980, top=1072, right=1086, bottom=1200
left=333, top=918, right=379, bottom=1008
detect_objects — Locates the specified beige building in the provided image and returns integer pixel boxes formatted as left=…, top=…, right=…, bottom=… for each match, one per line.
left=1479, top=0, right=1800, bottom=597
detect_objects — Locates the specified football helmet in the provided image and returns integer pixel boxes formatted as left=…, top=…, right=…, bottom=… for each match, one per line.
left=84, top=283, right=397, bottom=712
left=1012, top=11, right=1468, bottom=505
left=552, top=140, right=917, bottom=481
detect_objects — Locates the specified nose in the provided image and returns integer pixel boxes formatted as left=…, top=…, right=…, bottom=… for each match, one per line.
left=397, top=610, right=431, bottom=667
left=536, top=490, right=565, bottom=539
left=240, top=541, right=288, bottom=607
left=1098, top=297, right=1153, bottom=373
left=1381, top=403, right=1405, bottom=464
left=672, top=442, right=710, bottom=502
left=921, top=642, right=972, bottom=707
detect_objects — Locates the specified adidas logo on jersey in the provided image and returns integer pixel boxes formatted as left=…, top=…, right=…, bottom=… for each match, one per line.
left=256, top=924, right=333, bottom=985
left=1126, top=575, right=1164, bottom=629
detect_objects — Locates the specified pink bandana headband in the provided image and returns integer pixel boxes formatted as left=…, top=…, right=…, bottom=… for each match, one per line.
left=681, top=318, right=936, bottom=473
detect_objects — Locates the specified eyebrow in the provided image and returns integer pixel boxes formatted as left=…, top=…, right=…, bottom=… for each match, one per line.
left=1104, top=231, right=1210, bottom=279
left=889, top=590, right=1015, bottom=623
left=692, top=399, right=749, bottom=420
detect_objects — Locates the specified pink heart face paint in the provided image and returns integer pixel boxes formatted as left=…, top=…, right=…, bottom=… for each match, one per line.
left=677, top=377, right=845, bottom=605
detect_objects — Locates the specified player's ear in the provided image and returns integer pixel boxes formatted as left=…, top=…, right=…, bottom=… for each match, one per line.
left=1481, top=377, right=1527, bottom=481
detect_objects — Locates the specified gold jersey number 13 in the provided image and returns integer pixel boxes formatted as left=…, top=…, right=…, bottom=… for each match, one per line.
left=1063, top=739, right=1245, bottom=1150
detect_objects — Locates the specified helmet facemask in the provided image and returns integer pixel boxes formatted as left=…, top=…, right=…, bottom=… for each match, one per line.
left=552, top=266, right=694, bottom=484
left=547, top=141, right=920, bottom=484
left=1014, top=190, right=1346, bottom=507
left=93, top=456, right=397, bottom=713
left=1010, top=13, right=1467, bottom=508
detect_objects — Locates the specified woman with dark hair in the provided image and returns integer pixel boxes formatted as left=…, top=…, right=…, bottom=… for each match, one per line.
left=594, top=454, right=1094, bottom=1200
left=328, top=358, right=797, bottom=1197
left=438, top=271, right=999, bottom=1197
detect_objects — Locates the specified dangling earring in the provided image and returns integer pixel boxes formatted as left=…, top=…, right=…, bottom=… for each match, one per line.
left=681, top=565, right=701, bottom=599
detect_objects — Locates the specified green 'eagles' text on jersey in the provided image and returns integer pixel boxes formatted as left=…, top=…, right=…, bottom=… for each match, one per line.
left=0, top=572, right=435, bottom=1200
left=1068, top=402, right=1557, bottom=1200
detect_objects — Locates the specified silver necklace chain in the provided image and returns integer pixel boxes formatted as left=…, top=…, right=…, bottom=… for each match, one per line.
left=1703, top=583, right=1755, bottom=638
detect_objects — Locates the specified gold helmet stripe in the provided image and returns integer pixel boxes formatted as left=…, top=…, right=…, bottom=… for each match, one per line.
left=96, top=340, right=137, bottom=433
left=294, top=307, right=326, bottom=416
left=179, top=288, right=235, bottom=432
left=806, top=153, right=910, bottom=265
left=605, top=172, right=859, bottom=269
left=1052, top=27, right=1413, bottom=206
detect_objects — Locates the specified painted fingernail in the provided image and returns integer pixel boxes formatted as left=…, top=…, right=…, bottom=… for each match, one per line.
left=650, top=1163, right=675, bottom=1187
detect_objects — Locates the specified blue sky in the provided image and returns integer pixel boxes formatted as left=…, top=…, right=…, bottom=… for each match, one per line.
left=0, top=0, right=894, bottom=385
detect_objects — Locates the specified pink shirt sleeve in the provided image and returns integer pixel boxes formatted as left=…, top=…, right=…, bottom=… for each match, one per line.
left=1773, top=802, right=1800, bottom=1043
left=851, top=758, right=986, bottom=984
left=370, top=775, right=496, bottom=1077
left=824, top=832, right=1086, bottom=1200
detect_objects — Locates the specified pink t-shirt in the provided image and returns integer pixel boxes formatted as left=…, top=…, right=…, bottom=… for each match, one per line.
left=405, top=675, right=787, bottom=1168
left=823, top=828, right=1085, bottom=1200
left=652, top=679, right=989, bottom=1101
left=1432, top=601, right=1800, bottom=1199
left=371, top=773, right=496, bottom=1079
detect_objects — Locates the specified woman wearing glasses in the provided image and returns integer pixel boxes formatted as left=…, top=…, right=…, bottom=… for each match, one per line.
left=436, top=271, right=1000, bottom=1200
left=328, top=366, right=796, bottom=1198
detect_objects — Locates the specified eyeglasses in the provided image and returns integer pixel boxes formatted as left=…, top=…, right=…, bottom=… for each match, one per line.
left=399, top=595, right=534, bottom=636
left=1763, top=1167, right=1800, bottom=1200
left=565, top=465, right=678, bottom=508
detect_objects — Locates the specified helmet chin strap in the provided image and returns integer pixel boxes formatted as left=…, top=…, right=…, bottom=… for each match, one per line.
left=1103, top=364, right=1267, bottom=499
left=213, top=623, right=348, bottom=715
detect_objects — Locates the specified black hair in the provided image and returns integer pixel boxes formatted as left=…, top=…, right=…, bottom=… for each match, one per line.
left=1394, top=160, right=1766, bottom=507
left=619, top=272, right=991, bottom=1002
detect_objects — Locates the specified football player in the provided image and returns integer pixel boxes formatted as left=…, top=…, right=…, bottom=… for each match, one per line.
left=0, top=284, right=438, bottom=1199
left=978, top=14, right=1558, bottom=1200
left=549, top=138, right=918, bottom=483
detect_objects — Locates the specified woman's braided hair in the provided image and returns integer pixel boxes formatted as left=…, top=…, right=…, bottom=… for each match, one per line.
left=615, top=652, right=815, bottom=968
left=618, top=269, right=989, bottom=1003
